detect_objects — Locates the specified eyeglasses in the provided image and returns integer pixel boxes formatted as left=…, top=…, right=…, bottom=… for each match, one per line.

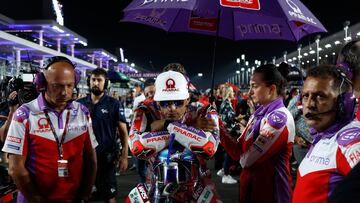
left=159, top=100, right=185, bottom=108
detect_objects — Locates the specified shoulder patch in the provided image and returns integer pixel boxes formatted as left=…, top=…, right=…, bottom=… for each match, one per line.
left=266, top=111, right=287, bottom=129
left=13, top=105, right=30, bottom=122
left=337, top=127, right=360, bottom=146
left=79, top=103, right=90, bottom=115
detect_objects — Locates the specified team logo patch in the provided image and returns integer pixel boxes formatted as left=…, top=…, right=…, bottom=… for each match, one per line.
left=14, top=106, right=29, bottom=122
left=172, top=125, right=202, bottom=142
left=68, top=125, right=87, bottom=133
left=7, top=136, right=21, bottom=144
left=162, top=78, right=179, bottom=92
left=136, top=184, right=149, bottom=200
left=34, top=117, right=51, bottom=133
left=6, top=144, right=20, bottom=150
left=348, top=149, right=360, bottom=165
left=16, top=110, right=25, bottom=117
left=337, top=127, right=360, bottom=146
left=267, top=111, right=287, bottom=129
left=38, top=118, right=50, bottom=129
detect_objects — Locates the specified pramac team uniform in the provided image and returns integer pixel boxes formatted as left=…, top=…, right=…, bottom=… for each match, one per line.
left=127, top=100, right=220, bottom=202
left=2, top=94, right=98, bottom=203
left=293, top=120, right=360, bottom=203
left=220, top=98, right=295, bottom=203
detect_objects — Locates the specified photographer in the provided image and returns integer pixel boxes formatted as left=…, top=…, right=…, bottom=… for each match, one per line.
left=0, top=91, right=18, bottom=142
left=0, top=77, right=38, bottom=142
left=0, top=76, right=39, bottom=201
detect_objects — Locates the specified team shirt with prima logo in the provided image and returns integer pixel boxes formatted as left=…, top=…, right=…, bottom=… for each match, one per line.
left=220, top=98, right=295, bottom=203
left=293, top=120, right=360, bottom=203
left=2, top=94, right=98, bottom=203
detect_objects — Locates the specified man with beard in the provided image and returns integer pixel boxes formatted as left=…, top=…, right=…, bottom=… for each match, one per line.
left=78, top=68, right=128, bottom=203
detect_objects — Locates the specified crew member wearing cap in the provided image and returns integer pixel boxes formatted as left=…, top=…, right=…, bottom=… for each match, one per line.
left=126, top=71, right=220, bottom=203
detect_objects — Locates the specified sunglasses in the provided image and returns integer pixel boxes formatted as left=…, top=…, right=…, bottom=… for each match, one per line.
left=159, top=100, right=185, bottom=108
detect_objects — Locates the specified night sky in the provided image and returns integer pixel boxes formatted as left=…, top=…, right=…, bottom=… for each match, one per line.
left=0, top=0, right=358, bottom=89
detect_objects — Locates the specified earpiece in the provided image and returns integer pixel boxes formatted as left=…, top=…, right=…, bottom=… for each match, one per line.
left=335, top=68, right=354, bottom=121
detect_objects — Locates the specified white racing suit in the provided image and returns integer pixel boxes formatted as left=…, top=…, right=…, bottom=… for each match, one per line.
left=126, top=100, right=220, bottom=203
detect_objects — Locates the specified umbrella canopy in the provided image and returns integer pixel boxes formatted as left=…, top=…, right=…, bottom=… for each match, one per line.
left=122, top=0, right=327, bottom=41
left=107, top=70, right=130, bottom=83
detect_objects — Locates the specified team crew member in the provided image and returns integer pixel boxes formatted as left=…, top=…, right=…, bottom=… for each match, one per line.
left=220, top=64, right=295, bottom=203
left=293, top=65, right=360, bottom=203
left=78, top=68, right=128, bottom=203
left=132, top=78, right=155, bottom=184
left=335, top=39, right=360, bottom=120
left=2, top=56, right=97, bottom=203
left=126, top=71, right=220, bottom=202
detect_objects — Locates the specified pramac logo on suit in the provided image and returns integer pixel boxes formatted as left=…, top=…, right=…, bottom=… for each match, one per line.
left=34, top=117, right=51, bottom=133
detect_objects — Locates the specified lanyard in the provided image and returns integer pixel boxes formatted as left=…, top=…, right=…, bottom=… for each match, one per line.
left=44, top=110, right=70, bottom=160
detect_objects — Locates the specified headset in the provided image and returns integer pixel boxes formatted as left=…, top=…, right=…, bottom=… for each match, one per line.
left=86, top=68, right=110, bottom=91
left=33, top=56, right=81, bottom=92
left=334, top=68, right=356, bottom=121
left=300, top=68, right=356, bottom=121
left=337, top=62, right=353, bottom=81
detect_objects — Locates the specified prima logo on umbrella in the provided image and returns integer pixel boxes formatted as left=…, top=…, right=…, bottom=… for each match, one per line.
left=140, top=0, right=189, bottom=6
left=286, top=0, right=316, bottom=25
left=220, top=0, right=260, bottom=10
left=237, top=23, right=281, bottom=37
left=134, top=9, right=167, bottom=26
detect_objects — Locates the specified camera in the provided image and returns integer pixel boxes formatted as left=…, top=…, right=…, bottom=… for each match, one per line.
left=6, top=76, right=38, bottom=106
left=6, top=77, right=23, bottom=106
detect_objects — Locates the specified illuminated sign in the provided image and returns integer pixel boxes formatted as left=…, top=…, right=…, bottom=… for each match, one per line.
left=127, top=72, right=160, bottom=78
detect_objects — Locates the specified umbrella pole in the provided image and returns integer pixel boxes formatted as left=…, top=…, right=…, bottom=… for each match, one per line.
left=210, top=9, right=221, bottom=92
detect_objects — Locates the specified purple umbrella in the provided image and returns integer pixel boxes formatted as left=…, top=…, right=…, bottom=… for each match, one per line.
left=122, top=0, right=327, bottom=87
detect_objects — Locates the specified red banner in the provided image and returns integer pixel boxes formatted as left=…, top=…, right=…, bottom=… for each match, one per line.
left=220, top=0, right=260, bottom=10
left=189, top=17, right=218, bottom=32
